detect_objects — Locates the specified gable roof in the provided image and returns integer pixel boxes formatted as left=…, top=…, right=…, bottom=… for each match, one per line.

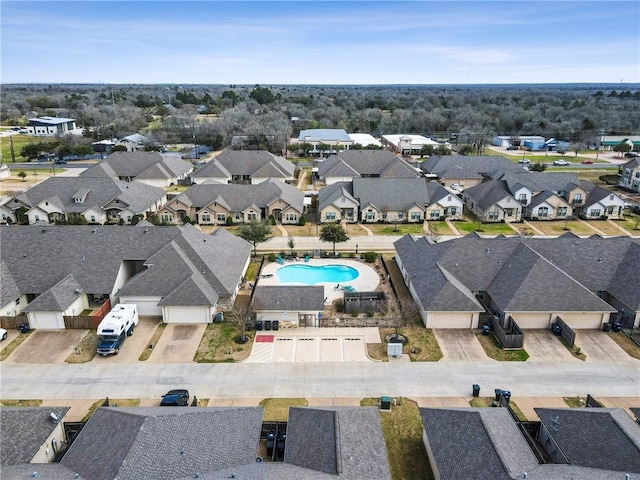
left=317, top=182, right=358, bottom=211
left=22, top=274, right=83, bottom=312
left=528, top=191, right=569, bottom=209
left=463, top=180, right=517, bottom=210
left=252, top=286, right=325, bottom=311
left=192, top=150, right=294, bottom=179
left=579, top=181, right=624, bottom=208
left=80, top=151, right=192, bottom=180
left=0, top=407, right=70, bottom=466
left=61, top=407, right=264, bottom=480
left=318, top=150, right=419, bottom=180
left=352, top=177, right=430, bottom=211
left=494, top=171, right=581, bottom=194
left=419, top=155, right=522, bottom=180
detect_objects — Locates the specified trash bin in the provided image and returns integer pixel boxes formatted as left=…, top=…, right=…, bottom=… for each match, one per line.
left=482, top=324, right=491, bottom=336
left=272, top=320, right=279, bottom=331
left=472, top=384, right=480, bottom=397
left=552, top=323, right=562, bottom=336
left=264, top=320, right=272, bottom=331
left=256, top=320, right=263, bottom=331
left=602, top=322, right=611, bottom=332
left=501, top=390, right=511, bottom=404
left=494, top=388, right=502, bottom=401
left=612, top=322, right=623, bottom=332
left=18, top=322, right=30, bottom=334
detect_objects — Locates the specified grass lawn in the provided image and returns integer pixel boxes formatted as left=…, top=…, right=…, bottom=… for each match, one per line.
left=0, top=331, right=32, bottom=361
left=0, top=399, right=43, bottom=407
left=368, top=327, right=443, bottom=362
left=361, top=398, right=434, bottom=480
left=469, top=397, right=527, bottom=421
left=1, top=166, right=62, bottom=185
left=563, top=396, right=587, bottom=408
left=259, top=398, right=308, bottom=421
left=618, top=213, right=640, bottom=233
left=587, top=220, right=627, bottom=235
left=475, top=333, right=529, bottom=361
left=426, top=221, right=454, bottom=235
left=244, top=260, right=261, bottom=281
left=0, top=135, right=46, bottom=162
left=65, top=330, right=98, bottom=363
left=138, top=324, right=167, bottom=361
left=164, top=185, right=190, bottom=194
left=606, top=332, right=640, bottom=360
left=527, top=220, right=594, bottom=235
left=365, top=223, right=424, bottom=235
left=454, top=220, right=516, bottom=235
left=193, top=321, right=253, bottom=362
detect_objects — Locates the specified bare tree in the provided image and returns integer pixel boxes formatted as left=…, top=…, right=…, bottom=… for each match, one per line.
left=227, top=296, right=254, bottom=344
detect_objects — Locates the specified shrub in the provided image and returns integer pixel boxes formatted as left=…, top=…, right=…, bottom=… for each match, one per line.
left=366, top=310, right=374, bottom=318
left=333, top=298, right=345, bottom=313
left=268, top=215, right=276, bottom=225
left=350, top=310, right=360, bottom=318
left=363, top=251, right=377, bottom=263
left=299, top=215, right=306, bottom=226
left=267, top=253, right=276, bottom=262
left=226, top=217, right=234, bottom=226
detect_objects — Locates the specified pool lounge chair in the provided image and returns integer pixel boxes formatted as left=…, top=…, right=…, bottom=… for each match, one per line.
left=343, top=285, right=356, bottom=292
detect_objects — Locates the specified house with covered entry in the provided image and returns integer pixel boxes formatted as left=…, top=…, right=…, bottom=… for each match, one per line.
left=579, top=180, right=626, bottom=219
left=191, top=150, right=295, bottom=185
left=394, top=233, right=640, bottom=330
left=462, top=181, right=523, bottom=223
left=317, top=150, right=420, bottom=186
left=80, top=151, right=193, bottom=188
left=619, top=157, right=640, bottom=192
left=0, top=223, right=251, bottom=328
left=156, top=179, right=305, bottom=225
left=0, top=177, right=167, bottom=225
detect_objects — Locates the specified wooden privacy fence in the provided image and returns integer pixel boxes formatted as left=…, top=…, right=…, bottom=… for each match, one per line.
left=344, top=291, right=386, bottom=314
left=490, top=315, right=525, bottom=349
left=0, top=314, right=27, bottom=330
left=64, top=299, right=112, bottom=329
left=553, top=316, right=576, bottom=348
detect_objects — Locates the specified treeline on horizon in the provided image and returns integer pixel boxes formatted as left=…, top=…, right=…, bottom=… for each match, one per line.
left=3, top=83, right=639, bottom=155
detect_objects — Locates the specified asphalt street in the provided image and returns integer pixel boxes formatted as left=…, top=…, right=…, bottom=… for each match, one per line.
left=1, top=359, right=638, bottom=401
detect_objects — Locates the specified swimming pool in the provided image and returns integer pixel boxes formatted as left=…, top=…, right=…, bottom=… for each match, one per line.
left=277, top=264, right=359, bottom=285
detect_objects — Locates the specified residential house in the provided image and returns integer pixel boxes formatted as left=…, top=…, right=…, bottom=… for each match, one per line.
left=80, top=151, right=193, bottom=188
left=0, top=224, right=251, bottom=328
left=580, top=181, right=626, bottom=219
left=619, top=157, right=640, bottom=192
left=419, top=155, right=524, bottom=189
left=191, top=150, right=295, bottom=185
left=252, top=286, right=325, bottom=328
left=420, top=407, right=640, bottom=480
left=462, top=181, right=523, bottom=223
left=116, top=133, right=148, bottom=151
left=317, top=182, right=360, bottom=223
left=297, top=128, right=353, bottom=155
left=26, top=117, right=79, bottom=137
left=381, top=134, right=449, bottom=155
left=394, top=233, right=639, bottom=329
left=0, top=177, right=167, bottom=225
left=156, top=179, right=304, bottom=225
left=526, top=191, right=572, bottom=220
left=317, top=150, right=419, bottom=186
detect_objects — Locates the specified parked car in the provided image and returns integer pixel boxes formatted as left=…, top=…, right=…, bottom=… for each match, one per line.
left=506, top=145, right=518, bottom=150
left=518, top=158, right=531, bottom=164
left=160, top=389, right=190, bottom=406
left=624, top=152, right=638, bottom=158
left=450, top=183, right=461, bottom=191
left=0, top=328, right=7, bottom=341
left=553, top=159, right=570, bottom=166
left=582, top=159, right=594, bottom=164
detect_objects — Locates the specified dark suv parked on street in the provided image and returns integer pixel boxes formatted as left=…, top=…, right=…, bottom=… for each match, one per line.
left=160, top=389, right=190, bottom=406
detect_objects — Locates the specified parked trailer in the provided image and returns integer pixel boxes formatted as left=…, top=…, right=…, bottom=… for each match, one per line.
left=97, top=304, right=139, bottom=356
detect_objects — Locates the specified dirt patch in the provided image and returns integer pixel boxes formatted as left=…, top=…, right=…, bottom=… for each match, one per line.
left=65, top=330, right=98, bottom=363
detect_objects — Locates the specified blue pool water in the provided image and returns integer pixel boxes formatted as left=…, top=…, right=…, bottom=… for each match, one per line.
left=277, top=264, right=359, bottom=285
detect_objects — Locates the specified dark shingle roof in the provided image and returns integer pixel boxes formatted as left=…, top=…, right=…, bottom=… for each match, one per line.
left=81, top=151, right=192, bottom=180
left=0, top=407, right=70, bottom=466
left=420, top=155, right=522, bottom=179
left=1, top=463, right=85, bottom=479
left=253, top=286, right=325, bottom=311
left=192, top=150, right=294, bottom=179
left=61, top=407, right=264, bottom=480
left=496, top=171, right=581, bottom=194
left=317, top=182, right=357, bottom=211
left=352, top=177, right=428, bottom=211
left=535, top=408, right=640, bottom=473
left=319, top=150, right=419, bottom=180
left=462, top=180, right=517, bottom=210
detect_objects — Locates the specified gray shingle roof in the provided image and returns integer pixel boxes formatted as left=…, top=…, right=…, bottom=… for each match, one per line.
left=463, top=180, right=517, bottom=210
left=496, top=171, right=581, bottom=194
left=252, top=286, right=325, bottom=312
left=1, top=463, right=85, bottom=479
left=352, top=177, right=428, bottom=211
left=22, top=274, right=83, bottom=312
left=528, top=191, right=568, bottom=209
left=535, top=408, right=640, bottom=473
left=61, top=407, right=264, bottom=480
left=317, top=182, right=357, bottom=211
left=81, top=151, right=192, bottom=180
left=298, top=129, right=351, bottom=142
left=420, top=155, right=522, bottom=179
left=319, top=150, right=419, bottom=180
left=192, top=150, right=294, bottom=179
left=5, top=177, right=165, bottom=215
left=0, top=407, right=70, bottom=466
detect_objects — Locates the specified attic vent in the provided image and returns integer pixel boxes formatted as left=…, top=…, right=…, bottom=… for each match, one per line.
left=144, top=229, right=149, bottom=233
left=42, top=229, right=46, bottom=233
left=92, top=229, right=97, bottom=234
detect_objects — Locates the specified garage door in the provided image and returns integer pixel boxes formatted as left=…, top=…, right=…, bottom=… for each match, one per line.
left=29, top=311, right=63, bottom=330
left=430, top=313, right=474, bottom=329
left=119, top=297, right=162, bottom=316
left=562, top=313, right=604, bottom=330
left=511, top=313, right=551, bottom=329
left=163, top=306, right=210, bottom=324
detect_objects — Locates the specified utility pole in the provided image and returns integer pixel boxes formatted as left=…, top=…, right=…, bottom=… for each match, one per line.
left=9, top=135, right=16, bottom=163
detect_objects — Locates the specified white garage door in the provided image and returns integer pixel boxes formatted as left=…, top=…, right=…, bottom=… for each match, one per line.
left=562, top=313, right=604, bottom=329
left=511, top=313, right=551, bottom=329
left=164, top=306, right=210, bottom=324
left=29, top=311, right=63, bottom=330
left=430, top=313, right=473, bottom=329
left=119, top=297, right=162, bottom=316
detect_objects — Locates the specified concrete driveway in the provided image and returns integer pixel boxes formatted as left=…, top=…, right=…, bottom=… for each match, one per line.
left=91, top=317, right=161, bottom=364
left=5, top=330, right=88, bottom=364
left=576, top=331, right=632, bottom=362
left=0, top=329, right=21, bottom=352
left=524, top=330, right=577, bottom=362
left=433, top=330, right=489, bottom=362
left=146, top=324, right=206, bottom=363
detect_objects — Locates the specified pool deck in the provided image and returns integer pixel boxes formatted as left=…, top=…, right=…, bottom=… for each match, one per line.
left=257, top=258, right=381, bottom=303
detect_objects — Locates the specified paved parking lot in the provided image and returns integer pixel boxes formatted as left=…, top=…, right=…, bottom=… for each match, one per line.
left=524, top=330, right=577, bottom=362
left=91, top=317, right=161, bottom=364
left=576, top=331, right=631, bottom=362
left=434, top=330, right=489, bottom=361
left=5, top=330, right=88, bottom=364
left=146, top=324, right=206, bottom=363
left=245, top=327, right=378, bottom=363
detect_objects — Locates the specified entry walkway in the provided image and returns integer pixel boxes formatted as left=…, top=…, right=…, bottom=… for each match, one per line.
left=244, top=327, right=380, bottom=363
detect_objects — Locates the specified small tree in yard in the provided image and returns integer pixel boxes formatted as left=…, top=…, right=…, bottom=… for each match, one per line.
left=320, top=223, right=349, bottom=255
left=237, top=220, right=274, bottom=255
left=17, top=171, right=27, bottom=182
left=288, top=237, right=295, bottom=255
left=228, top=297, right=253, bottom=344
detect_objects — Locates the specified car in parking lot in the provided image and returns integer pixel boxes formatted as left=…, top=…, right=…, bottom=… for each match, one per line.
left=450, top=183, right=461, bottom=191
left=553, top=159, right=570, bottom=166
left=0, top=328, right=7, bottom=341
left=160, top=389, right=190, bottom=406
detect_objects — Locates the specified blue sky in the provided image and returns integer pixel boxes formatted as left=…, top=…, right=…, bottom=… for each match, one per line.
left=2, top=1, right=639, bottom=84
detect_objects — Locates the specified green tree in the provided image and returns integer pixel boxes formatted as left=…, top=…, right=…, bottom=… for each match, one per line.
left=319, top=223, right=349, bottom=255
left=249, top=85, right=275, bottom=105
left=613, top=142, right=632, bottom=156
left=458, top=144, right=474, bottom=155
left=530, top=162, right=548, bottom=172
left=288, top=237, right=295, bottom=255
left=17, top=171, right=27, bottom=182
left=237, top=221, right=274, bottom=255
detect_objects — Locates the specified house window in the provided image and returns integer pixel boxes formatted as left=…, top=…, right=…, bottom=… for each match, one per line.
left=90, top=215, right=96, bottom=222
left=430, top=210, right=441, bottom=219
left=590, top=209, right=601, bottom=217
left=609, top=195, right=614, bottom=200
left=326, top=212, right=336, bottom=221
left=635, top=172, right=640, bottom=178
left=15, top=298, right=20, bottom=305
left=447, top=195, right=452, bottom=201
left=606, top=206, right=614, bottom=215
left=382, top=212, right=387, bottom=220
left=557, top=207, right=567, bottom=217
left=398, top=212, right=403, bottom=219
left=217, top=214, right=226, bottom=222
left=201, top=213, right=211, bottom=223
left=235, top=213, right=241, bottom=220
left=504, top=208, right=514, bottom=217
left=488, top=211, right=499, bottom=220
left=161, top=214, right=172, bottom=222
left=633, top=180, right=639, bottom=188
left=518, top=194, right=527, bottom=204
left=366, top=210, right=375, bottom=221
left=127, top=216, right=132, bottom=222
left=537, top=207, right=549, bottom=218
left=285, top=212, right=297, bottom=222
left=247, top=213, right=257, bottom=221
left=625, top=168, right=631, bottom=175
left=574, top=193, right=582, bottom=201
left=410, top=212, right=421, bottom=221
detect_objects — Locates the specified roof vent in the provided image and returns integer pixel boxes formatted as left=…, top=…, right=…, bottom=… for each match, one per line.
left=92, top=228, right=97, bottom=234
left=23, top=253, right=27, bottom=258
left=75, top=288, right=82, bottom=294
left=144, top=229, right=149, bottom=234
left=42, top=229, right=46, bottom=233
left=49, top=412, right=59, bottom=423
